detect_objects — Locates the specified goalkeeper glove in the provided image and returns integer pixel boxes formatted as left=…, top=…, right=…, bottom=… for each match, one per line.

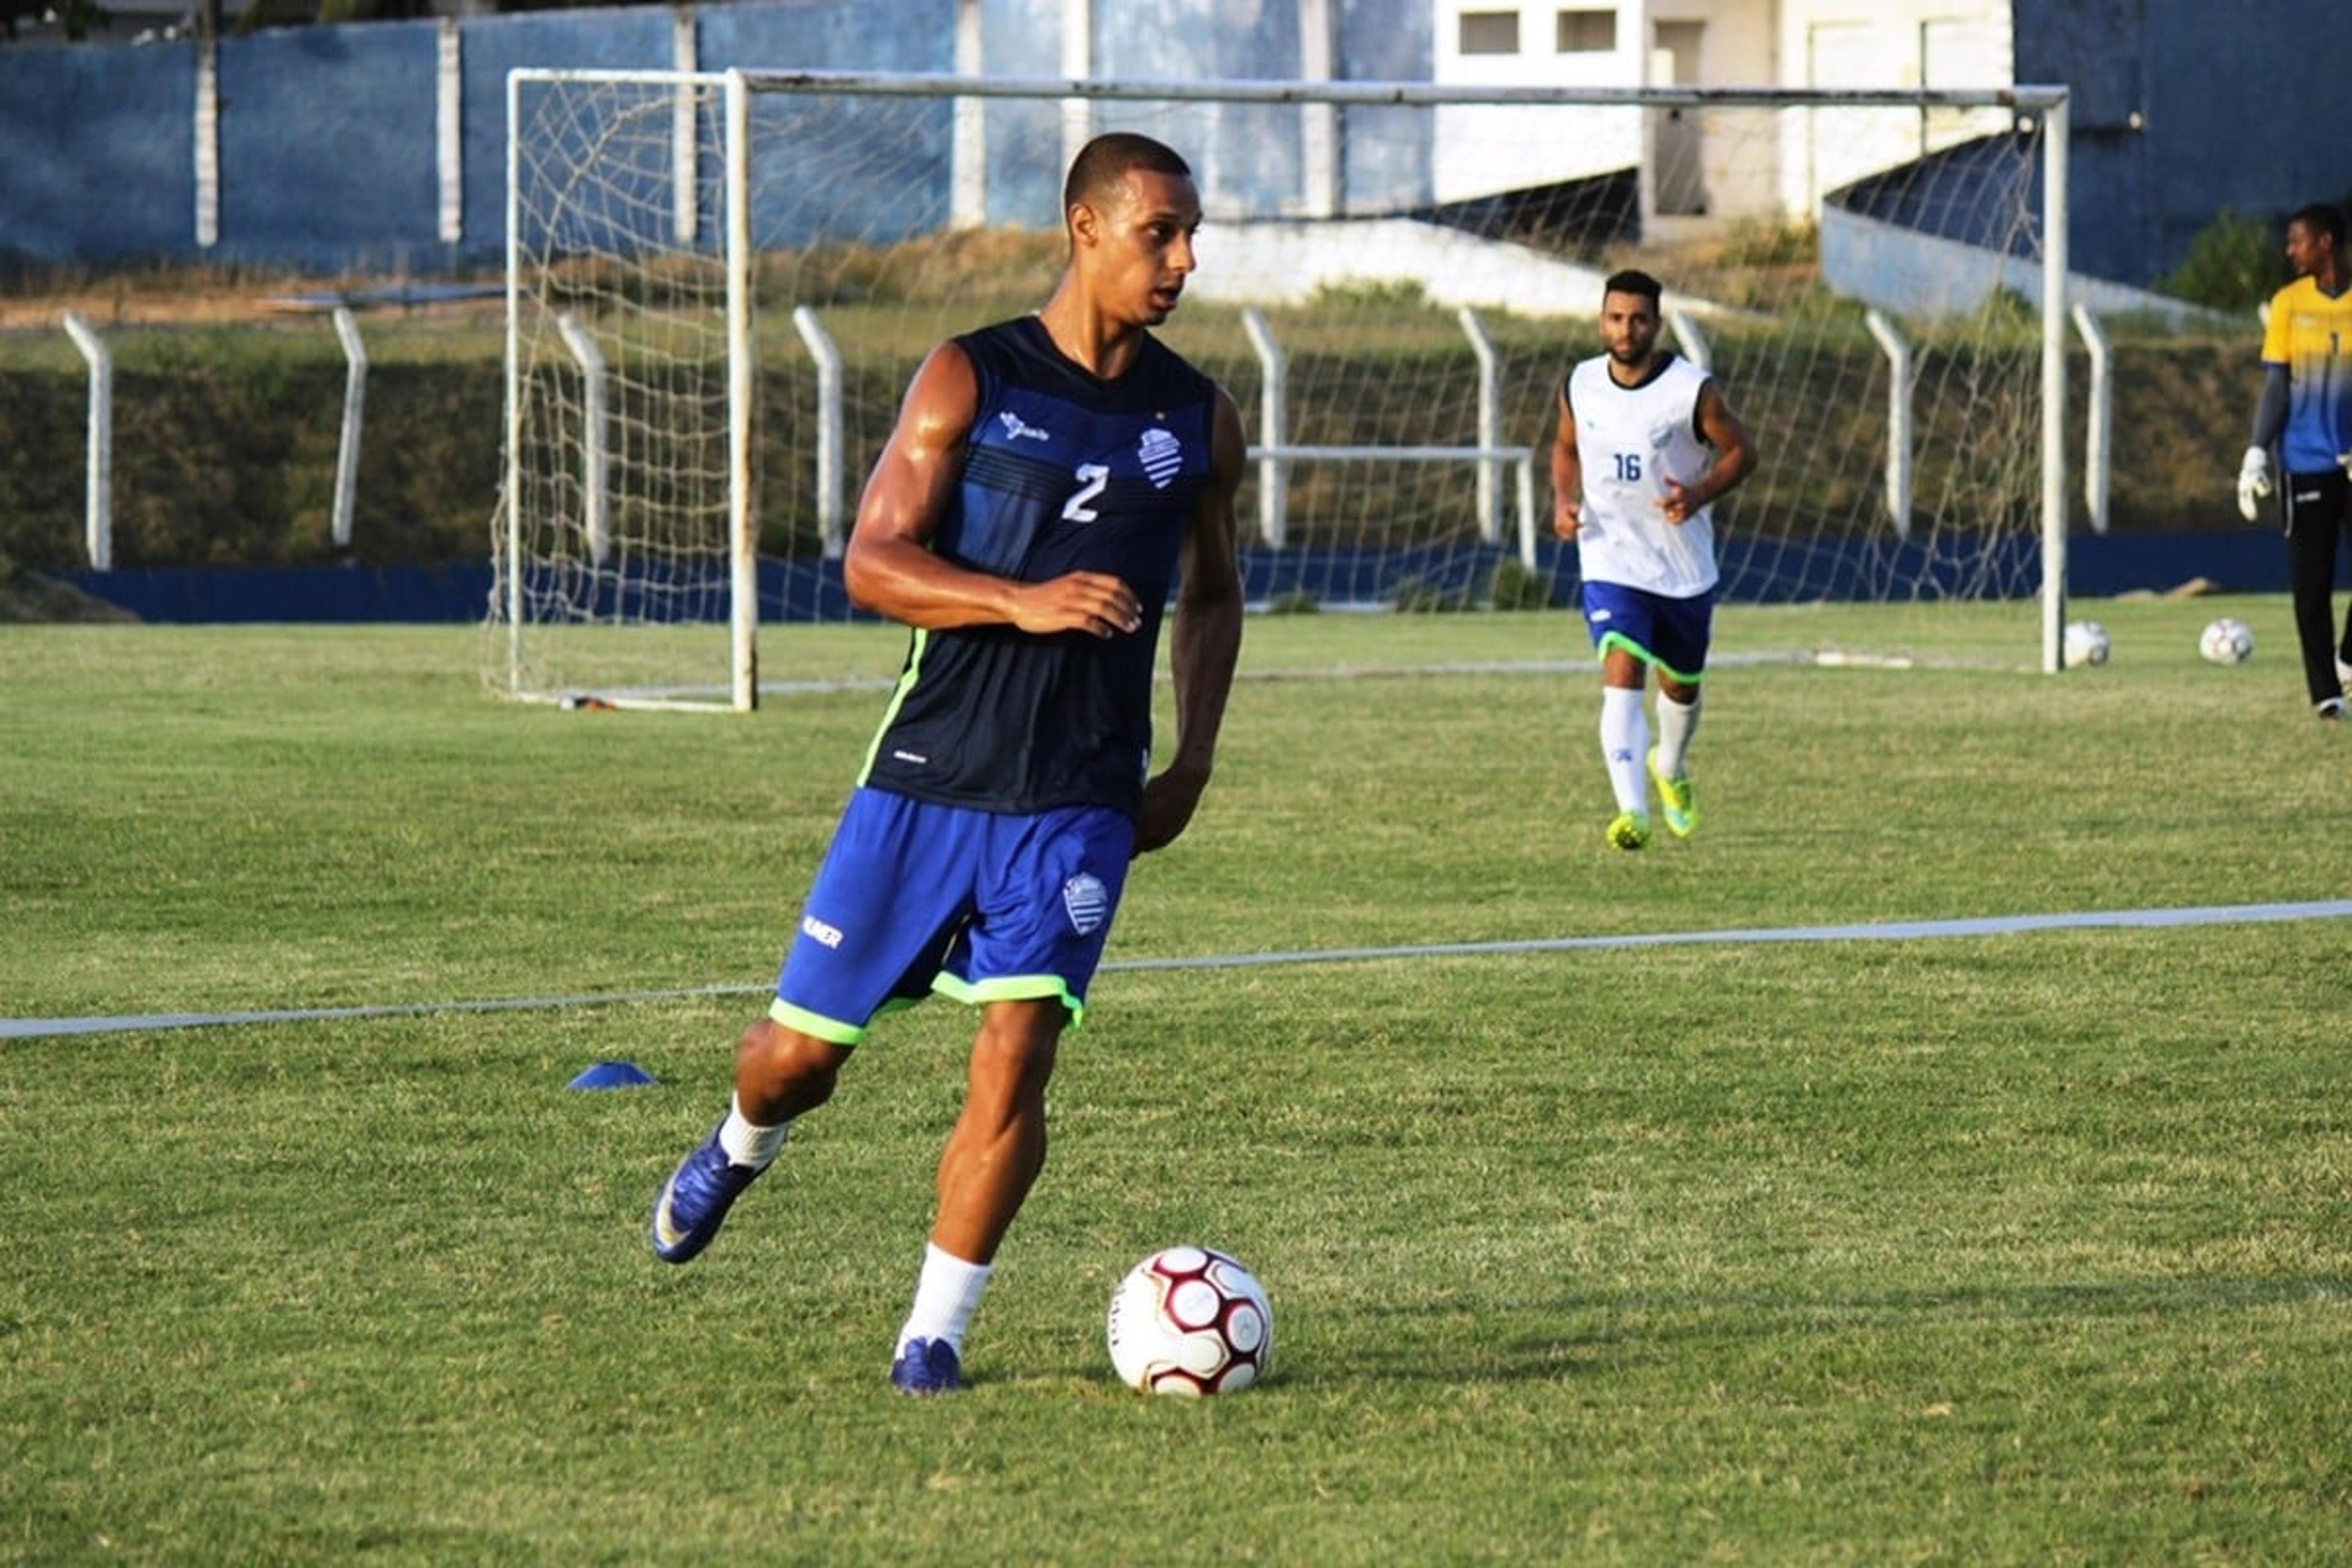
left=2237, top=445, right=2274, bottom=522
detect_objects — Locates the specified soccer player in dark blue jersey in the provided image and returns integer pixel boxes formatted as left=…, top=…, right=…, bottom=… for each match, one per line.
left=649, top=132, right=1248, bottom=1395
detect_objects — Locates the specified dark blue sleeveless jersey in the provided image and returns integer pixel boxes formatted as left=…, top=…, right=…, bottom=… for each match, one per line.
left=857, top=315, right=1218, bottom=816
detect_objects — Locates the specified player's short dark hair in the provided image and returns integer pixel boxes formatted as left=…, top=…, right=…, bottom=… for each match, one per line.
left=1063, top=133, right=1193, bottom=215
left=1602, top=268, right=1664, bottom=308
left=2290, top=202, right=2347, bottom=249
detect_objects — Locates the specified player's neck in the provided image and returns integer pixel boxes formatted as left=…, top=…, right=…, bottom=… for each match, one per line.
left=1033, top=286, right=1146, bottom=381
left=1607, top=350, right=1666, bottom=386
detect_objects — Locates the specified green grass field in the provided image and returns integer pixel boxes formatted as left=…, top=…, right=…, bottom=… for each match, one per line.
left=4, top=600, right=2350, bottom=1565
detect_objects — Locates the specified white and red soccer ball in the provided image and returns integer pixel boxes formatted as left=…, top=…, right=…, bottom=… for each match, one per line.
left=1106, top=1245, right=1273, bottom=1396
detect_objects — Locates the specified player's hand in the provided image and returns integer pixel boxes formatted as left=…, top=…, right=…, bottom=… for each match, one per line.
left=1013, top=571, right=1142, bottom=638
left=2236, top=445, right=2273, bottom=522
left=1660, top=480, right=1698, bottom=525
left=1132, top=758, right=1209, bottom=856
left=1551, top=502, right=1581, bottom=541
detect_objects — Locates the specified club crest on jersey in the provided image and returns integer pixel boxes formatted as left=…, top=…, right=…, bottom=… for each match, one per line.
left=998, top=410, right=1051, bottom=443
left=1138, top=428, right=1182, bottom=488
left=1062, top=873, right=1109, bottom=935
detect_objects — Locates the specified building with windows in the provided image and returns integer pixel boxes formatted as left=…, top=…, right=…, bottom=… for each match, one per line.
left=1432, top=0, right=2008, bottom=228
left=1417, top=0, right=2345, bottom=291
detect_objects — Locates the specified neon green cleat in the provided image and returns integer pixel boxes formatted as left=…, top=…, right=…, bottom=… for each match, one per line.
left=1646, top=750, right=1697, bottom=839
left=1606, top=810, right=1651, bottom=851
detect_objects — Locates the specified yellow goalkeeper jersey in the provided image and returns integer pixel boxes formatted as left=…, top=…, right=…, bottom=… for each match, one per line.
left=2259, top=276, right=2352, bottom=472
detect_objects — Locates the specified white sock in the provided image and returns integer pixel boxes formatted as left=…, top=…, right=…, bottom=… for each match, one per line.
left=897, top=1242, right=993, bottom=1356
left=717, top=1093, right=789, bottom=1169
left=1599, top=686, right=1649, bottom=815
left=1653, top=689, right=1701, bottom=780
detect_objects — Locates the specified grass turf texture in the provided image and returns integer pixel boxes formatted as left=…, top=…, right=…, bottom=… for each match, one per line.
left=3, top=600, right=2349, bottom=1564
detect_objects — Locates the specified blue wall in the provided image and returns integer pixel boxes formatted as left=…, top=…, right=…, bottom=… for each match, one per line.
left=0, top=0, right=1426, bottom=274
left=2014, top=0, right=2352, bottom=285
left=0, top=43, right=193, bottom=265
left=0, top=0, right=988, bottom=272
left=5, top=2, right=2348, bottom=288
left=217, top=26, right=442, bottom=272
left=4, top=1, right=2352, bottom=282
left=9, top=0, right=2342, bottom=282
left=55, top=530, right=2306, bottom=625
left=454, top=6, right=690, bottom=270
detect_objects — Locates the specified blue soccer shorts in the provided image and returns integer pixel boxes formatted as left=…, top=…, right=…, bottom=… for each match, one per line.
left=767, top=787, right=1137, bottom=1046
left=1580, top=580, right=1714, bottom=685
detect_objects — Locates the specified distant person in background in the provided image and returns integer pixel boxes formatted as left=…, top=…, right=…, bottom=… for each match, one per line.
left=2237, top=201, right=2352, bottom=720
left=1551, top=269, right=1757, bottom=850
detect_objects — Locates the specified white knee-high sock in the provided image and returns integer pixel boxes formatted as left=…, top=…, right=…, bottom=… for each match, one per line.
left=898, top=1243, right=993, bottom=1355
left=1599, top=686, right=1649, bottom=815
left=1653, top=689, right=1702, bottom=780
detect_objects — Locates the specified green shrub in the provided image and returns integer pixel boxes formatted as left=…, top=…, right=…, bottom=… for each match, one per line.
left=1307, top=277, right=1431, bottom=312
left=2157, top=208, right=2285, bottom=312
left=1716, top=217, right=1818, bottom=269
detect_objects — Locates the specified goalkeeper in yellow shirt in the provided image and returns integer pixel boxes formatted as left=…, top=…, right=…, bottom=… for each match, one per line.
left=2237, top=202, right=2352, bottom=720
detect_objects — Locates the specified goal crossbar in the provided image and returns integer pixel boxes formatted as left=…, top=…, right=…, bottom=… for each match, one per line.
left=735, top=69, right=2069, bottom=114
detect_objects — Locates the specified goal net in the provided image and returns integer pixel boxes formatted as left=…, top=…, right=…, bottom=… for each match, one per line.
left=493, top=70, right=2068, bottom=709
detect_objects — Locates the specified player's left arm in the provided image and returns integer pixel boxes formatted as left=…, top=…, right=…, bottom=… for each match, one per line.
left=1134, top=386, right=1246, bottom=857
left=1662, top=378, right=1759, bottom=525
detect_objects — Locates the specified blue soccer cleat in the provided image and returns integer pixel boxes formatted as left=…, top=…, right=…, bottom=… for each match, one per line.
left=649, top=1124, right=765, bottom=1264
left=889, top=1336, right=963, bottom=1395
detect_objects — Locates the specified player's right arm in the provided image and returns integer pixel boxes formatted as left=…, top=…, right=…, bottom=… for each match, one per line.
left=1549, top=382, right=1583, bottom=541
left=2239, top=291, right=2293, bottom=522
left=843, top=341, right=1142, bottom=638
left=2238, top=364, right=2287, bottom=522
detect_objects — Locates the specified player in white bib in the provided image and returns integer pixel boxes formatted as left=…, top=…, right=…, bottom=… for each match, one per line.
left=1551, top=269, right=1757, bottom=850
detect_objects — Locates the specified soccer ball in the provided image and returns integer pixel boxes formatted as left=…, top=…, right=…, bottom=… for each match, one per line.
left=1106, top=1245, right=1273, bottom=1396
left=2199, top=616, right=2254, bottom=665
left=2062, top=619, right=2110, bottom=668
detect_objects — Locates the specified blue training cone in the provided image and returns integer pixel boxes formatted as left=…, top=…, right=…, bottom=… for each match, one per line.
left=568, top=1060, right=657, bottom=1090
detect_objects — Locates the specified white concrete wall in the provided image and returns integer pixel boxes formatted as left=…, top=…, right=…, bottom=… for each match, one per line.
left=1779, top=0, right=2011, bottom=211
left=1185, top=217, right=1616, bottom=314
left=1820, top=203, right=2228, bottom=326
left=1420, top=1, right=2012, bottom=221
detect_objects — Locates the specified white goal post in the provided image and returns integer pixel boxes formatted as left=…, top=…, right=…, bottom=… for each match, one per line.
left=493, top=69, right=2072, bottom=710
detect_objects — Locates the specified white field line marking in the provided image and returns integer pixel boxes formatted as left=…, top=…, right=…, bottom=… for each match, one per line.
left=611, top=647, right=1841, bottom=701
left=6, top=900, right=2348, bottom=1042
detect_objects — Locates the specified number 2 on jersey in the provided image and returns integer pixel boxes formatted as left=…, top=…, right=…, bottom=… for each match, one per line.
left=1062, top=463, right=1110, bottom=523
